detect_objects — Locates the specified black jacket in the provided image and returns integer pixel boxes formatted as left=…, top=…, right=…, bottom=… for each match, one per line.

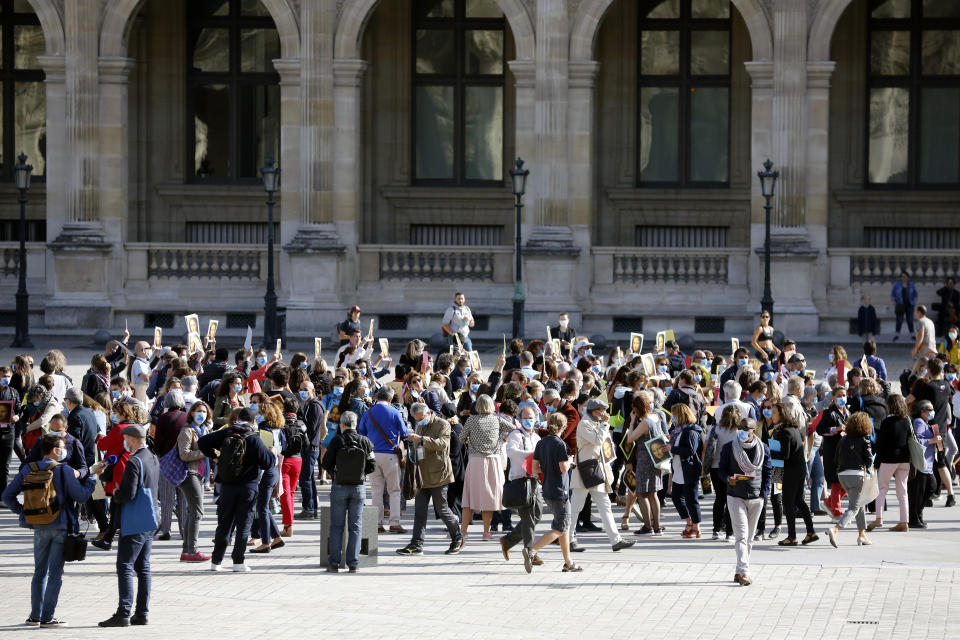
left=836, top=434, right=873, bottom=473
left=197, top=360, right=233, bottom=390
left=858, top=394, right=888, bottom=427
left=67, top=406, right=99, bottom=469
left=320, top=429, right=376, bottom=485
left=774, top=425, right=807, bottom=475
left=197, top=424, right=275, bottom=489
left=718, top=440, right=773, bottom=500
left=816, top=404, right=847, bottom=485
left=23, top=431, right=86, bottom=475
left=875, top=416, right=912, bottom=464
left=300, top=397, right=326, bottom=447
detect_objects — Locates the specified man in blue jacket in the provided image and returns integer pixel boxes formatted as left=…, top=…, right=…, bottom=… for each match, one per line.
left=891, top=271, right=918, bottom=342
left=64, top=386, right=107, bottom=535
left=3, top=432, right=102, bottom=627
left=198, top=408, right=275, bottom=572
left=23, top=414, right=86, bottom=475
left=99, top=424, right=160, bottom=628
left=358, top=386, right=409, bottom=533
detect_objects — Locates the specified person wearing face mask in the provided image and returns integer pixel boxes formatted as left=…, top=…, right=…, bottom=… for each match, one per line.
left=277, top=398, right=308, bottom=537
left=97, top=424, right=159, bottom=628
left=176, top=402, right=211, bottom=562
left=825, top=412, right=875, bottom=548
left=296, top=381, right=326, bottom=521
left=567, top=398, right=635, bottom=552
left=64, top=387, right=108, bottom=536
left=755, top=401, right=784, bottom=541
left=906, top=357, right=954, bottom=506
left=498, top=405, right=543, bottom=563
left=396, top=403, right=463, bottom=556
left=357, top=386, right=410, bottom=534
left=441, top=292, right=475, bottom=353
left=773, top=401, right=818, bottom=547
left=571, top=339, right=595, bottom=367
left=197, top=347, right=233, bottom=391
left=129, top=341, right=154, bottom=402
left=212, top=373, right=247, bottom=429
left=90, top=404, right=136, bottom=551
left=823, top=346, right=850, bottom=383
left=25, top=413, right=87, bottom=476
left=4, top=432, right=103, bottom=627
left=817, top=387, right=850, bottom=518
left=551, top=312, right=576, bottom=353
left=0, top=364, right=21, bottom=492
left=908, top=400, right=941, bottom=529
left=153, top=390, right=188, bottom=541
left=665, top=341, right=687, bottom=377
left=939, top=325, right=960, bottom=366
left=718, top=418, right=772, bottom=586
left=718, top=348, right=751, bottom=402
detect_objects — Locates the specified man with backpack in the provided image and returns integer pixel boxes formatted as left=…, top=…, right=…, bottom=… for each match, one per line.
left=197, top=407, right=275, bottom=572
left=3, top=433, right=104, bottom=627
left=99, top=424, right=160, bottom=628
left=663, top=370, right=707, bottom=426
left=321, top=410, right=376, bottom=573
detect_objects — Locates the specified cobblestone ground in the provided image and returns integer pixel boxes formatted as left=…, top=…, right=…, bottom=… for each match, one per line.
left=2, top=482, right=959, bottom=639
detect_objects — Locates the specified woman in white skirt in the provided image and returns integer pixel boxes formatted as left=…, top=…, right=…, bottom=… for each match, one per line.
left=461, top=395, right=514, bottom=540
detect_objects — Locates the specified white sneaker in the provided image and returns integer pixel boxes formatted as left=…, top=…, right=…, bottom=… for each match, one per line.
left=724, top=534, right=733, bottom=542
left=232, top=563, right=251, bottom=572
left=210, top=562, right=222, bottom=572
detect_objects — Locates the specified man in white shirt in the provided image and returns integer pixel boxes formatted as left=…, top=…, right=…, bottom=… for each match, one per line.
left=717, top=381, right=753, bottom=423
left=130, top=341, right=153, bottom=402
left=441, top=292, right=475, bottom=352
left=913, top=304, right=937, bottom=360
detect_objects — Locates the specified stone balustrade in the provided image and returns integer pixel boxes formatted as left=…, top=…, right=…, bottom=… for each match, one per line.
left=839, top=250, right=959, bottom=285
left=592, top=247, right=748, bottom=285
left=357, top=245, right=514, bottom=282
left=0, top=243, right=46, bottom=278
left=133, top=244, right=266, bottom=280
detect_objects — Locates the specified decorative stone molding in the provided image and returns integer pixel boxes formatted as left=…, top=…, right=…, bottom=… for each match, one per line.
left=273, top=58, right=302, bottom=86
left=806, top=60, right=836, bottom=89
left=332, top=58, right=368, bottom=87
left=97, top=56, right=136, bottom=84
left=507, top=59, right=536, bottom=88
left=48, top=223, right=111, bottom=251
left=283, top=224, right=346, bottom=253
left=567, top=60, right=599, bottom=88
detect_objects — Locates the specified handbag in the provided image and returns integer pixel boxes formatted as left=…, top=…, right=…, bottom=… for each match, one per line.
left=369, top=411, right=406, bottom=465
left=577, top=456, right=606, bottom=488
left=63, top=467, right=88, bottom=562
left=402, top=458, right=421, bottom=500
left=120, top=456, right=159, bottom=537
left=159, top=446, right=187, bottom=486
left=502, top=476, right=535, bottom=508
left=907, top=423, right=928, bottom=471
left=700, top=473, right=712, bottom=495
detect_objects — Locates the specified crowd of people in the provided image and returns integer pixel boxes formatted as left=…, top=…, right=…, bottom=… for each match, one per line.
left=1, top=294, right=958, bottom=625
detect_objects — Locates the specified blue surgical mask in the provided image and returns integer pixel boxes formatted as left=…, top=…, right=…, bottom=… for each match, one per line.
left=546, top=404, right=556, bottom=413
left=417, top=416, right=431, bottom=427
left=592, top=365, right=601, bottom=375
left=123, top=441, right=130, bottom=453
left=700, top=359, right=709, bottom=367
left=764, top=371, right=776, bottom=380
left=299, top=362, right=308, bottom=370
left=737, top=430, right=750, bottom=442
left=658, top=365, right=668, bottom=374
left=233, top=384, right=243, bottom=394
left=0, top=377, right=9, bottom=387
left=57, top=449, right=67, bottom=461
left=464, top=368, right=472, bottom=376
left=299, top=390, right=309, bottom=401
left=717, top=365, right=727, bottom=374
left=110, top=413, right=119, bottom=424
left=664, top=386, right=673, bottom=395
left=584, top=349, right=593, bottom=357
left=791, top=369, right=801, bottom=376
left=62, top=408, right=69, bottom=417
left=255, top=414, right=265, bottom=424
left=470, top=383, right=480, bottom=394
left=522, top=418, right=536, bottom=430
left=828, top=353, right=835, bottom=363
left=249, top=402, right=259, bottom=414
left=947, top=373, right=957, bottom=382
left=762, top=408, right=773, bottom=419
left=333, top=386, right=343, bottom=396
left=921, top=369, right=928, bottom=377
left=836, top=397, right=847, bottom=408
left=758, top=395, right=766, bottom=402
left=111, top=390, right=121, bottom=400
left=257, top=356, right=268, bottom=366
left=193, top=412, right=207, bottom=425
left=32, top=400, right=40, bottom=407
left=695, top=374, right=702, bottom=383
left=613, top=386, right=627, bottom=399
left=359, top=367, right=368, bottom=375
left=738, top=359, right=749, bottom=367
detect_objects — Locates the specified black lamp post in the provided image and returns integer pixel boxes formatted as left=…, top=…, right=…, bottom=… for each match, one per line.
left=510, top=158, right=529, bottom=341
left=757, top=158, right=779, bottom=320
left=261, top=158, right=280, bottom=348
left=11, top=152, right=32, bottom=348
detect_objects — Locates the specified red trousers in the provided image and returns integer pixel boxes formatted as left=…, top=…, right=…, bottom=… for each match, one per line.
left=825, top=482, right=846, bottom=515
left=280, top=457, right=302, bottom=526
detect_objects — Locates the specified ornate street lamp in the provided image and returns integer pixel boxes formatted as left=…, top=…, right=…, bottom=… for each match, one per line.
left=510, top=158, right=529, bottom=341
left=261, top=157, right=280, bottom=348
left=11, top=152, right=32, bottom=348
left=757, top=158, right=779, bottom=320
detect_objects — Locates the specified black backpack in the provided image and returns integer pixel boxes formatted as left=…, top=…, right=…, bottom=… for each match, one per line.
left=217, top=426, right=248, bottom=482
left=199, top=380, right=221, bottom=407
left=282, top=418, right=309, bottom=457
left=334, top=434, right=367, bottom=485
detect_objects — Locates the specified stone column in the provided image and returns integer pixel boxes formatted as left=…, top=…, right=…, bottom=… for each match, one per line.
left=770, top=0, right=807, bottom=228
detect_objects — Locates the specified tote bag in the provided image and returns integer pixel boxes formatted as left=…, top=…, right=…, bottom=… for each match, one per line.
left=121, top=457, right=159, bottom=537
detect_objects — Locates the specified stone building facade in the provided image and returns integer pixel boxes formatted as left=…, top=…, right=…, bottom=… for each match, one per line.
left=3, top=0, right=958, bottom=342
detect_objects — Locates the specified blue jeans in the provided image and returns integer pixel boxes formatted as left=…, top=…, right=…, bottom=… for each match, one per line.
left=807, top=445, right=825, bottom=512
left=252, top=470, right=280, bottom=541
left=31, top=527, right=66, bottom=622
left=447, top=334, right=473, bottom=352
left=299, top=446, right=319, bottom=514
left=116, top=531, right=152, bottom=618
left=328, top=483, right=365, bottom=568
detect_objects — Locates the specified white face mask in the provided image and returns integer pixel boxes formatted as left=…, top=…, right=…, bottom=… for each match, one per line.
left=951, top=332, right=958, bottom=341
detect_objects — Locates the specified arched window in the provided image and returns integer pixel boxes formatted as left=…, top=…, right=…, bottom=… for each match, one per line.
left=187, top=0, right=279, bottom=182
left=412, top=0, right=505, bottom=185
left=0, top=0, right=45, bottom=179
left=868, top=0, right=960, bottom=185
left=638, top=0, right=730, bottom=187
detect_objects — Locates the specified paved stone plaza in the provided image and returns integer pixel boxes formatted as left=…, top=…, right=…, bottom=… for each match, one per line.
left=1, top=339, right=959, bottom=638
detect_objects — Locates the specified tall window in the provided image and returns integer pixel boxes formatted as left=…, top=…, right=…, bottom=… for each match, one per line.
left=868, top=0, right=960, bottom=186
left=637, top=0, right=730, bottom=186
left=412, top=0, right=505, bottom=185
left=0, top=0, right=45, bottom=179
left=187, top=0, right=279, bottom=182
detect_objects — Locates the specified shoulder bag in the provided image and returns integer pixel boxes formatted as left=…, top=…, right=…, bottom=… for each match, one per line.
left=369, top=410, right=406, bottom=465
left=502, top=476, right=535, bottom=509
left=159, top=446, right=188, bottom=486
left=120, top=456, right=159, bottom=537
left=907, top=422, right=928, bottom=471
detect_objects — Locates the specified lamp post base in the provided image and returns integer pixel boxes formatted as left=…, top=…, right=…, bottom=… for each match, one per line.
left=11, top=291, right=31, bottom=348
left=512, top=298, right=524, bottom=342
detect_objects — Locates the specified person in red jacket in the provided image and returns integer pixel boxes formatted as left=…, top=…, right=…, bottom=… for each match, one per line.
left=92, top=401, right=138, bottom=551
